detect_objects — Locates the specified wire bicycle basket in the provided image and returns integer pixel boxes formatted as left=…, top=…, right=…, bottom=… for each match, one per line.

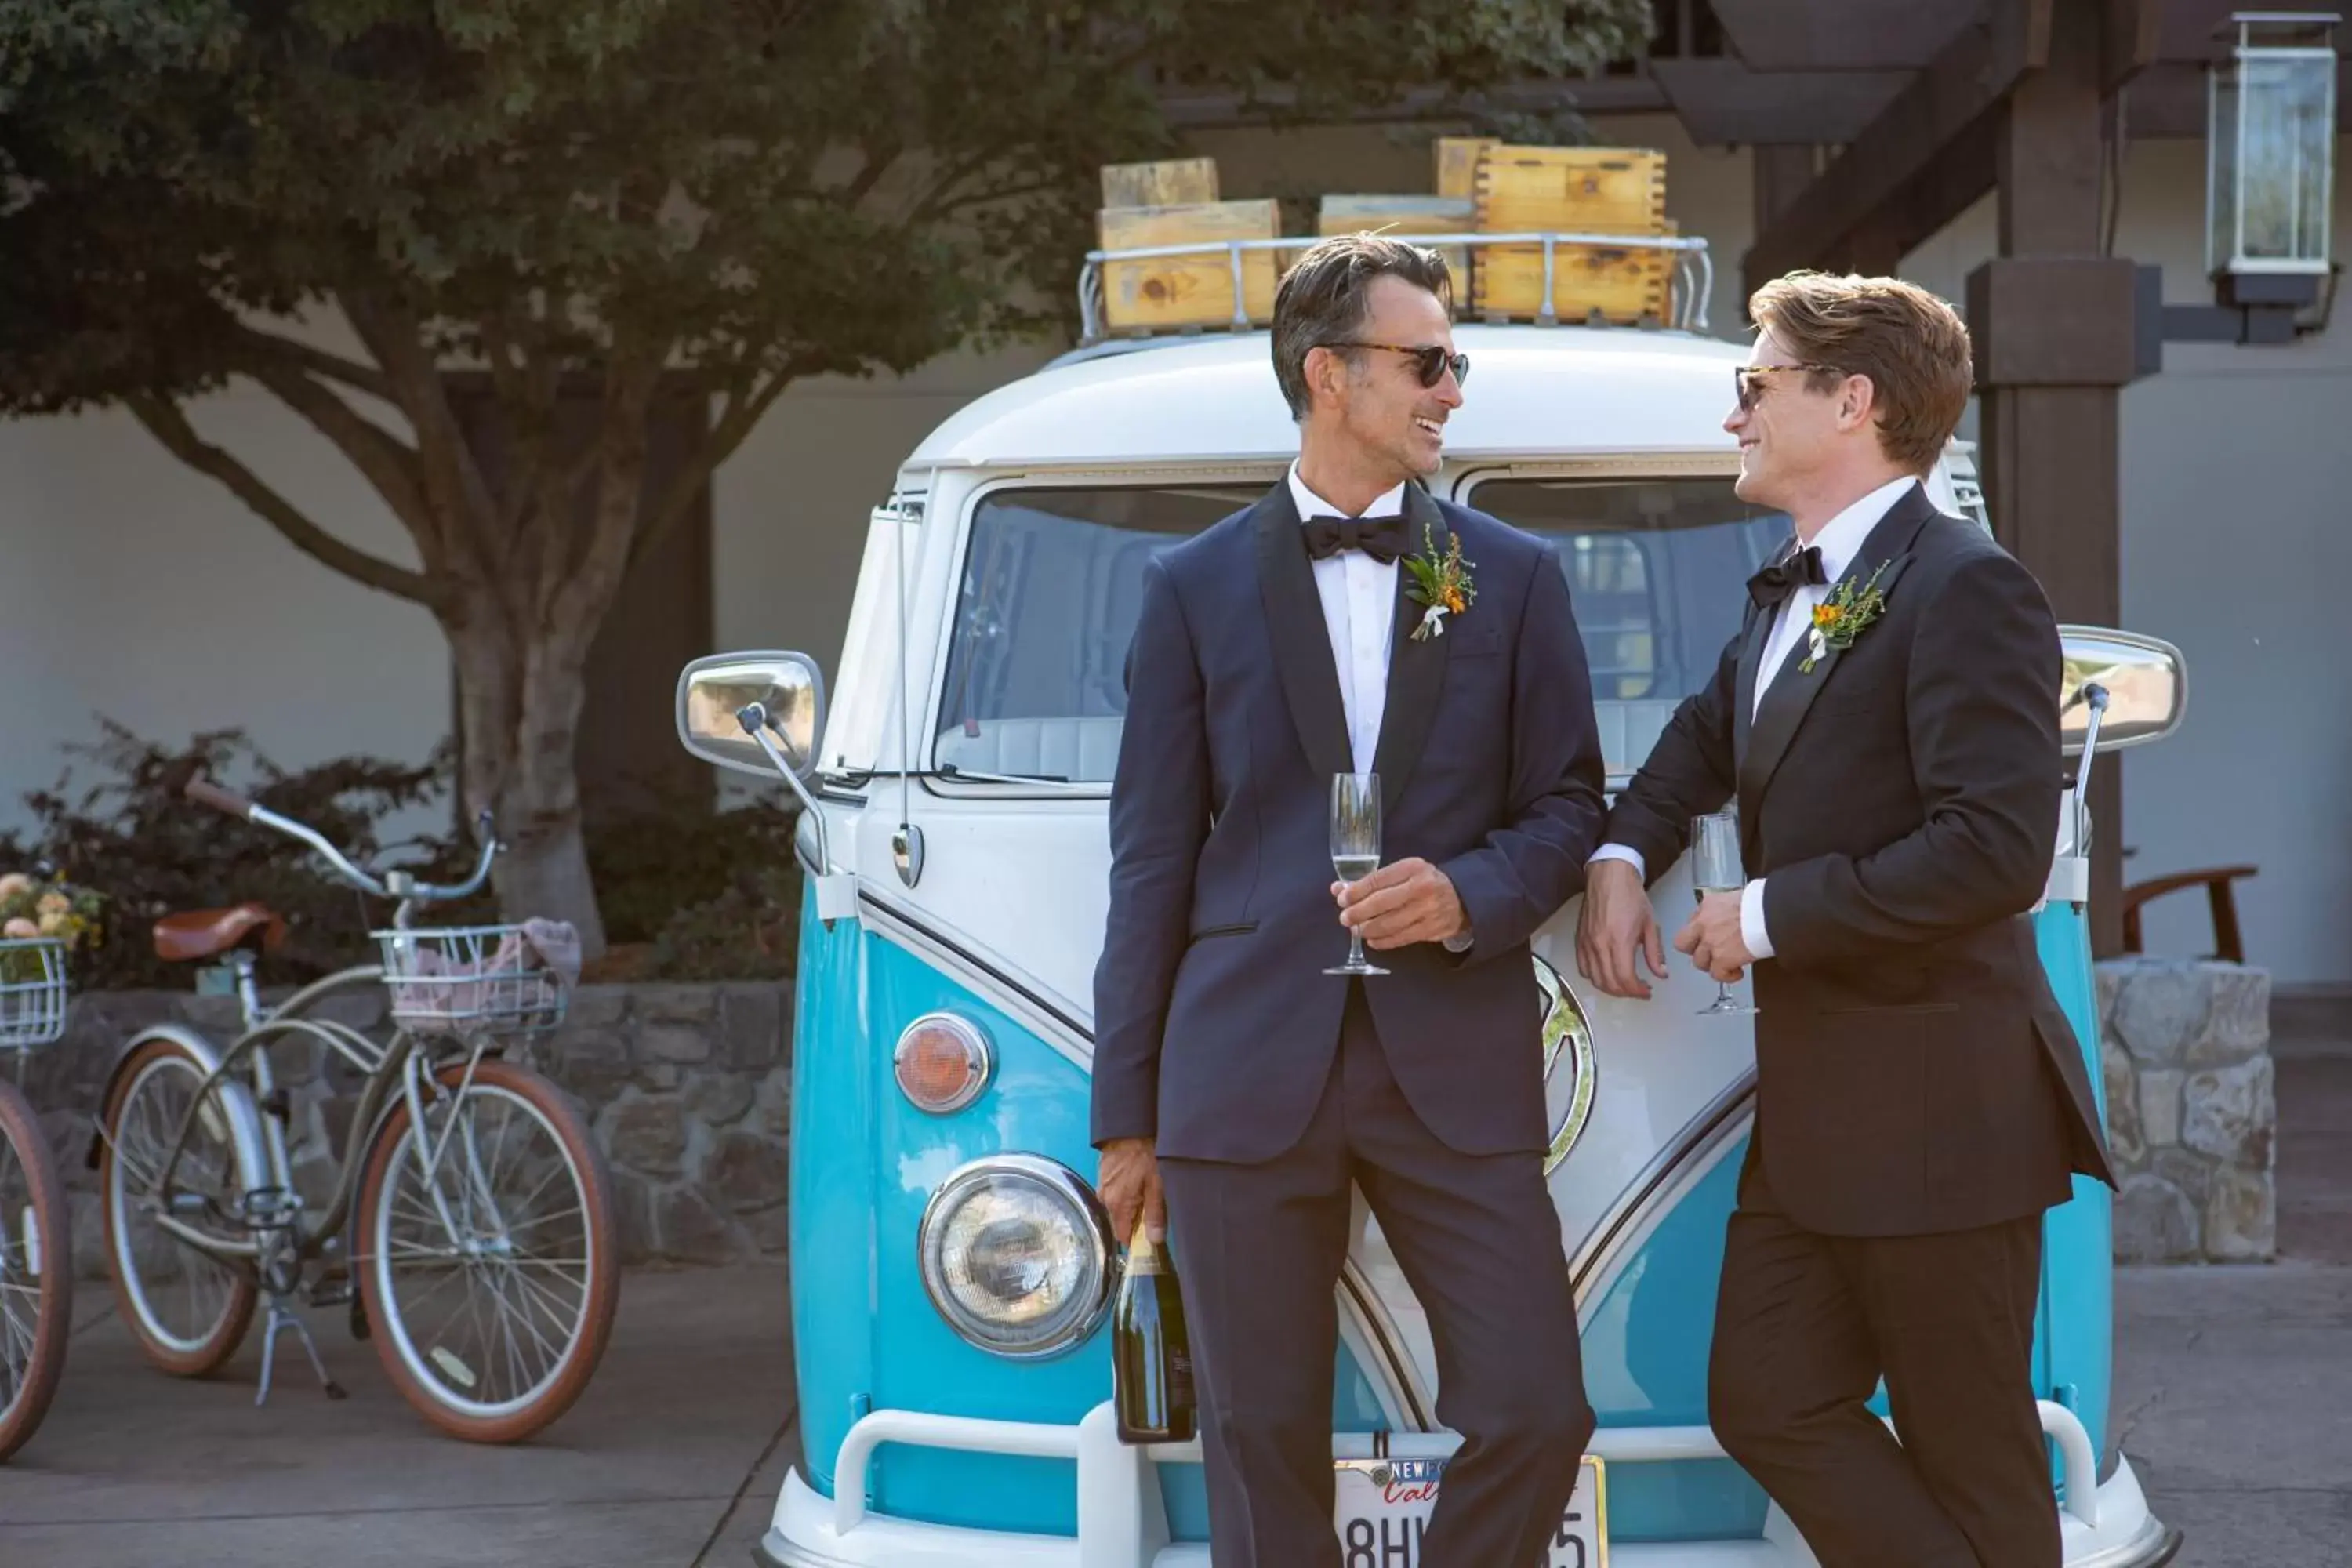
left=0, top=937, right=70, bottom=1050
left=373, top=923, right=572, bottom=1035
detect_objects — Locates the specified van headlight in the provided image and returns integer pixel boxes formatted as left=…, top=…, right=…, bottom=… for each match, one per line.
left=917, top=1155, right=1115, bottom=1359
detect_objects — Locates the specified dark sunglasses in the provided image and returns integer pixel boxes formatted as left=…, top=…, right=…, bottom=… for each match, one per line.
left=1733, top=361, right=1842, bottom=412
left=1324, top=340, right=1471, bottom=389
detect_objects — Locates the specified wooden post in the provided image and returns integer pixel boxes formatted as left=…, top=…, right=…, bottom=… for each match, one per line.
left=1969, top=0, right=2132, bottom=956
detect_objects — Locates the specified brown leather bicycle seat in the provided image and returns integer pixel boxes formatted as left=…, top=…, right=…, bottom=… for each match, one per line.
left=152, top=904, right=288, bottom=963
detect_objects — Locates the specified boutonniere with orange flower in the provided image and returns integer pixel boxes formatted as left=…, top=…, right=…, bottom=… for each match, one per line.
left=1799, top=561, right=1893, bottom=673
left=1403, top=524, right=1475, bottom=641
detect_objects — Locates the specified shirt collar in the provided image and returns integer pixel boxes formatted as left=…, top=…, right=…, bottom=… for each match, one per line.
left=1289, top=460, right=1406, bottom=523
left=1806, top=475, right=1918, bottom=583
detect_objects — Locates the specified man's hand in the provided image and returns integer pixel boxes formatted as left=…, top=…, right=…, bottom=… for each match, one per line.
left=1334, top=858, right=1467, bottom=950
left=1577, top=857, right=1668, bottom=999
left=1098, top=1138, right=1165, bottom=1247
left=1675, top=889, right=1753, bottom=983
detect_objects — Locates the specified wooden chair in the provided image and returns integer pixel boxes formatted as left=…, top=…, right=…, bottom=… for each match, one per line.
left=2121, top=865, right=2258, bottom=964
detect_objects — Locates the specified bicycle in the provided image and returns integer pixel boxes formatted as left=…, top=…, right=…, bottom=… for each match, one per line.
left=0, top=933, right=71, bottom=1462
left=93, top=778, right=619, bottom=1443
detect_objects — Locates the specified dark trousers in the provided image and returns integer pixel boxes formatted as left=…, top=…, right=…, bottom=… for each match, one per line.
left=1157, top=985, right=1594, bottom=1568
left=1708, top=1150, right=2060, bottom=1568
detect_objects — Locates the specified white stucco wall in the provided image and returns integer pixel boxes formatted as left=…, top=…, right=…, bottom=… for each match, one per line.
left=2, top=118, right=2344, bottom=985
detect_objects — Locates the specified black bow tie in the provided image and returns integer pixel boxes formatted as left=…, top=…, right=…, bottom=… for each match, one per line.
left=1747, top=544, right=1828, bottom=609
left=1303, top=514, right=1408, bottom=564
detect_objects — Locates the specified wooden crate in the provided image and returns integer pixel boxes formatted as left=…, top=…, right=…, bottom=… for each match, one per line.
left=1101, top=158, right=1218, bottom=209
left=1316, top=194, right=1477, bottom=304
left=1472, top=147, right=1673, bottom=323
left=1098, top=199, right=1283, bottom=332
left=1434, top=136, right=1501, bottom=201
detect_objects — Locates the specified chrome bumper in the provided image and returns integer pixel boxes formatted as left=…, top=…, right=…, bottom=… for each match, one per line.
left=753, top=1399, right=2178, bottom=1568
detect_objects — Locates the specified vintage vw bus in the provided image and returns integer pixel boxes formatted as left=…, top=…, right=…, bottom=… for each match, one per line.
left=675, top=234, right=2188, bottom=1568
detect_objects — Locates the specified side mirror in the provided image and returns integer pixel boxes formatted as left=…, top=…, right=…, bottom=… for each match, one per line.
left=676, top=652, right=828, bottom=779
left=2057, top=626, right=2186, bottom=756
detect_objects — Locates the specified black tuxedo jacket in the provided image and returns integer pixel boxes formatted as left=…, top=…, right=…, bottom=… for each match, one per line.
left=1605, top=482, right=2117, bottom=1236
left=1091, top=481, right=1608, bottom=1162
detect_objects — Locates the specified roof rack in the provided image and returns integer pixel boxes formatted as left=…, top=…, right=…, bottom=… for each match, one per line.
left=1076, top=230, right=1714, bottom=344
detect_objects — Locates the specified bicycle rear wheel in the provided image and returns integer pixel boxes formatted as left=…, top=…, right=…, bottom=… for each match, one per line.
left=0, top=1077, right=71, bottom=1461
left=356, top=1057, right=618, bottom=1443
left=100, top=1036, right=260, bottom=1377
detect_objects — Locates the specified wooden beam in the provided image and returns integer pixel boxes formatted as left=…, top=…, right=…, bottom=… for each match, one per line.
left=1650, top=60, right=1915, bottom=144
left=1975, top=0, right=2136, bottom=956
left=2104, top=0, right=2168, bottom=93
left=1714, top=0, right=1984, bottom=71
left=1744, top=0, right=2055, bottom=292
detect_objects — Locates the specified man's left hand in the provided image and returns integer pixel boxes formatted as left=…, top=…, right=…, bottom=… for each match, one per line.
left=1675, top=890, right=1752, bottom=982
left=1335, top=858, right=1467, bottom=950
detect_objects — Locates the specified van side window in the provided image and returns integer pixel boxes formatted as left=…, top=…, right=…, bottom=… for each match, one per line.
left=935, top=485, right=1254, bottom=783
left=1468, top=479, right=1791, bottom=779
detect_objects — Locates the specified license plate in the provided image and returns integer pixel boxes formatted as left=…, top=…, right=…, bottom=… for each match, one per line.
left=1334, top=1452, right=1607, bottom=1567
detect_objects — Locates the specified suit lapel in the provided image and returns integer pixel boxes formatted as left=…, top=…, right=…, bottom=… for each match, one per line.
left=1735, top=484, right=1937, bottom=837
left=1370, top=485, right=1451, bottom=814
left=1253, top=484, right=1354, bottom=781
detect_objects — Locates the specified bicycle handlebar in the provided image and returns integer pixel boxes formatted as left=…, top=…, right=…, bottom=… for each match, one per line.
left=183, top=776, right=501, bottom=902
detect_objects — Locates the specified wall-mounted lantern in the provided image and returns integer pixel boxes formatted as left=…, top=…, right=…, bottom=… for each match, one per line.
left=2167, top=11, right=2340, bottom=343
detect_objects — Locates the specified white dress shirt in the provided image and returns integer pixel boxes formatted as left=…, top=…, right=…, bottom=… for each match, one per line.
left=1289, top=462, right=1403, bottom=775
left=1589, top=476, right=1918, bottom=963
left=1289, top=463, right=1472, bottom=953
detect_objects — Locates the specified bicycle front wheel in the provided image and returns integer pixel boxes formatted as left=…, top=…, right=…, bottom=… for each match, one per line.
left=0, top=1077, right=71, bottom=1461
left=356, top=1057, right=618, bottom=1443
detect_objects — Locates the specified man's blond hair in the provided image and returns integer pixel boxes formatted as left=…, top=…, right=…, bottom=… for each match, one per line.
left=1748, top=272, right=1974, bottom=474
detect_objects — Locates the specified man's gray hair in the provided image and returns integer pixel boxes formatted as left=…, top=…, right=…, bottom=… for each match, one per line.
left=1271, top=234, right=1454, bottom=421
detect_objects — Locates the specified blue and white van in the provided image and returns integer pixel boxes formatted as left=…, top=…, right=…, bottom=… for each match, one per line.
left=676, top=231, right=2188, bottom=1568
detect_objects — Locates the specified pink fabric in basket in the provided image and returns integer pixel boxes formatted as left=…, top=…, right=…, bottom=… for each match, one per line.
left=387, top=918, right=580, bottom=1024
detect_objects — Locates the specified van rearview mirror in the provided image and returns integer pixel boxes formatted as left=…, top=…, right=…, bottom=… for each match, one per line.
left=676, top=652, right=827, bottom=779
left=2057, top=626, right=2185, bottom=757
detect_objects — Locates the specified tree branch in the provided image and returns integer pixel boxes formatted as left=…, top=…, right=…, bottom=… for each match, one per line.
left=126, top=393, right=439, bottom=608
left=242, top=362, right=443, bottom=568
left=230, top=323, right=396, bottom=402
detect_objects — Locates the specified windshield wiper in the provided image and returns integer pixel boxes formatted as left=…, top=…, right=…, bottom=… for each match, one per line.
left=934, top=763, right=1094, bottom=788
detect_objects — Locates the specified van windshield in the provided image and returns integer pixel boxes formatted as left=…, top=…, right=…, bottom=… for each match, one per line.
left=932, top=477, right=1791, bottom=785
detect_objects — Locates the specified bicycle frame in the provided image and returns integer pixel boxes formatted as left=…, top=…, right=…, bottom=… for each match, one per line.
left=123, top=958, right=509, bottom=1271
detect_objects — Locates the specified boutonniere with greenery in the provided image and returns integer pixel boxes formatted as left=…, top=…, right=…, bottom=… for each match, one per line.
left=1800, top=561, right=1893, bottom=673
left=1403, top=523, right=1475, bottom=641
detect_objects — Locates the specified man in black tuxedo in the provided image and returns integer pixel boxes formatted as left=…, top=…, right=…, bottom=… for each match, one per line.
left=1092, top=234, right=1608, bottom=1568
left=1577, top=271, right=2117, bottom=1568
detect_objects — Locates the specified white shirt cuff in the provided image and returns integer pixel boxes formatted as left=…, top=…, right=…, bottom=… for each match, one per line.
left=1739, top=878, right=1774, bottom=962
left=1442, top=928, right=1473, bottom=953
left=1588, top=844, right=1646, bottom=880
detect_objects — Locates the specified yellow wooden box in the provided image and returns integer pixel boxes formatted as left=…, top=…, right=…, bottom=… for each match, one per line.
left=1098, top=199, right=1283, bottom=332
left=1101, top=158, right=1218, bottom=209
left=1435, top=136, right=1501, bottom=201
left=1472, top=147, right=1674, bottom=324
left=1316, top=194, right=1477, bottom=305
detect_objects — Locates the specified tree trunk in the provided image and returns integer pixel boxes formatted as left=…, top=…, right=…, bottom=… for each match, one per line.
left=446, top=593, right=611, bottom=960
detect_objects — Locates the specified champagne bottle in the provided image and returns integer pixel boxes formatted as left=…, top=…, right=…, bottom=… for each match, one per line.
left=1112, top=1221, right=1195, bottom=1445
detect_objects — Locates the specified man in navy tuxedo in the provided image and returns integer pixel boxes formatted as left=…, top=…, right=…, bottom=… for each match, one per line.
left=1092, top=234, right=1609, bottom=1568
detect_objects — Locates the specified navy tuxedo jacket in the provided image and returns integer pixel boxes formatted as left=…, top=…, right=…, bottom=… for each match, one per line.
left=1091, top=480, right=1607, bottom=1162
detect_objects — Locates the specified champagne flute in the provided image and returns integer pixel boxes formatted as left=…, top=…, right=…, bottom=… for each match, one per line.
left=1326, top=772, right=1389, bottom=977
left=1690, top=812, right=1757, bottom=1015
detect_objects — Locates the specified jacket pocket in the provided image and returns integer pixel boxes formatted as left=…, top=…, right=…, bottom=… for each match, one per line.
left=1189, top=922, right=1258, bottom=942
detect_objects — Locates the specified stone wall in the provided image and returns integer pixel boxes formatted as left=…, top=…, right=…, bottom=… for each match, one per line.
left=2096, top=957, right=2274, bottom=1262
left=18, top=980, right=793, bottom=1278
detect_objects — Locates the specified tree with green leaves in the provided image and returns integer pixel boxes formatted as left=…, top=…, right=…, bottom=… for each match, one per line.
left=0, top=0, right=1649, bottom=956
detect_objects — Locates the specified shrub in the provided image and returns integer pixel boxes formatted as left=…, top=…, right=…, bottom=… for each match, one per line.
left=1, top=723, right=805, bottom=989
